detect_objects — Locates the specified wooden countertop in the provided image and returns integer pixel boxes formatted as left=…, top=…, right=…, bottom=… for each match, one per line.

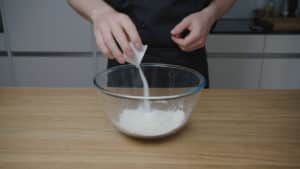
left=0, top=87, right=299, bottom=169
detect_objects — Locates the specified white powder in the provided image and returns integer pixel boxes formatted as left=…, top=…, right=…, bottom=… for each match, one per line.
left=137, top=65, right=150, bottom=110
left=118, top=106, right=186, bottom=137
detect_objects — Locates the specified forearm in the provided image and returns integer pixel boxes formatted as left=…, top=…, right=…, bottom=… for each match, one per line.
left=203, top=0, right=236, bottom=22
left=67, top=0, right=113, bottom=22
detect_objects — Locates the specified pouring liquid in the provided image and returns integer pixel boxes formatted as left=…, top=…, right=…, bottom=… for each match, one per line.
left=125, top=43, right=151, bottom=111
left=136, top=65, right=151, bottom=111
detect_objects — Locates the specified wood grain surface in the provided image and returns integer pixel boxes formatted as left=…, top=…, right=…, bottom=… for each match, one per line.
left=0, top=87, right=299, bottom=169
left=255, top=17, right=300, bottom=32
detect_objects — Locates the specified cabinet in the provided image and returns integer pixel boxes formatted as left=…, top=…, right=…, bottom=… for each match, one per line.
left=2, top=0, right=100, bottom=87
left=0, top=57, right=12, bottom=86
left=264, top=35, right=300, bottom=53
left=262, top=35, right=300, bottom=89
left=13, top=56, right=95, bottom=87
left=0, top=36, right=5, bottom=51
left=0, top=3, right=11, bottom=86
left=208, top=56, right=263, bottom=89
left=207, top=35, right=265, bottom=53
left=207, top=34, right=300, bottom=89
left=261, top=58, right=300, bottom=89
left=4, top=0, right=93, bottom=52
left=206, top=35, right=265, bottom=89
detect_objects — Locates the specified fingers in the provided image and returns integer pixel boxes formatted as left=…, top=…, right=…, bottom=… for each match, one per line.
left=171, top=17, right=191, bottom=36
left=171, top=16, right=201, bottom=51
left=93, top=12, right=142, bottom=64
left=185, top=41, right=205, bottom=52
left=170, top=11, right=213, bottom=52
left=111, top=22, right=134, bottom=58
left=189, top=38, right=206, bottom=49
left=171, top=29, right=199, bottom=47
left=171, top=19, right=206, bottom=52
left=95, top=29, right=113, bottom=59
left=100, top=23, right=125, bottom=64
left=171, top=36, right=205, bottom=52
left=120, top=15, right=142, bottom=49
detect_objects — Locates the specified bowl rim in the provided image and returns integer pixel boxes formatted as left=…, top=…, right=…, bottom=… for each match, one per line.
left=93, top=63, right=206, bottom=100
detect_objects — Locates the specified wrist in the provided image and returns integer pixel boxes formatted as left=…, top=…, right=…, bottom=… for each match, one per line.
left=90, top=2, right=114, bottom=23
left=201, top=4, right=218, bottom=26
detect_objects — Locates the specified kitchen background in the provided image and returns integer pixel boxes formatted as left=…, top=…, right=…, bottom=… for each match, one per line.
left=0, top=0, right=299, bottom=89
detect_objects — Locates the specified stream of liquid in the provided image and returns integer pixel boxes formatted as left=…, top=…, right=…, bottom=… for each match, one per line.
left=136, top=65, right=150, bottom=110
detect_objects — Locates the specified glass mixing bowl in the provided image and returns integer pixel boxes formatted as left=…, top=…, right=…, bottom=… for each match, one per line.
left=94, top=63, right=206, bottom=139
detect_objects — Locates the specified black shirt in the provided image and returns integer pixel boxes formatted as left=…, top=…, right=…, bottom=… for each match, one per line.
left=106, top=0, right=210, bottom=87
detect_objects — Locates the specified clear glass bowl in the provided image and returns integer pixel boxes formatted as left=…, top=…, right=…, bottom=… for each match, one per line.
left=94, top=63, right=206, bottom=139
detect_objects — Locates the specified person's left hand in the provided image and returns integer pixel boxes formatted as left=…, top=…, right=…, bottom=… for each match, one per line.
left=171, top=9, right=216, bottom=52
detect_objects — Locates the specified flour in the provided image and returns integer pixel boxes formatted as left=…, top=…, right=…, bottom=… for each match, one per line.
left=137, top=65, right=150, bottom=110
left=118, top=106, right=185, bottom=137
left=120, top=43, right=186, bottom=137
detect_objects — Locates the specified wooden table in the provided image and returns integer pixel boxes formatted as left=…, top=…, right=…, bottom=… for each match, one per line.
left=0, top=87, right=299, bottom=169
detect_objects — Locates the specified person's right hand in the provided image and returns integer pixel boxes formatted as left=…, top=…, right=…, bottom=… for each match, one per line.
left=91, top=7, right=142, bottom=64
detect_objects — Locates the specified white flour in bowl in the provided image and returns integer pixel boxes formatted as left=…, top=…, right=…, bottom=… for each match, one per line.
left=118, top=106, right=185, bottom=137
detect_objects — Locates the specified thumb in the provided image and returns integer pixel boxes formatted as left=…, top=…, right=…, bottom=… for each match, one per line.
left=171, top=18, right=191, bottom=36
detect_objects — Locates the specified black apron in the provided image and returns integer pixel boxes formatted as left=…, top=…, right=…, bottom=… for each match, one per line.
left=106, top=0, right=210, bottom=88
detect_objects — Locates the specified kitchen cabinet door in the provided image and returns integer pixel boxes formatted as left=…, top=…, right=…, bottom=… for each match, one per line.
left=208, top=56, right=263, bottom=89
left=4, top=0, right=93, bottom=52
left=0, top=57, right=12, bottom=86
left=261, top=58, right=300, bottom=89
left=206, top=35, right=265, bottom=53
left=0, top=36, right=5, bottom=51
left=264, top=35, right=300, bottom=54
left=13, top=55, right=95, bottom=87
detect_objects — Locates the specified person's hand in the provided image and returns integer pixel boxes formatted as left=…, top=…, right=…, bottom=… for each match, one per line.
left=170, top=9, right=216, bottom=52
left=91, top=7, right=142, bottom=64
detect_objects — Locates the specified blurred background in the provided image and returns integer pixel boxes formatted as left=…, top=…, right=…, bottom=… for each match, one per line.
left=0, top=0, right=299, bottom=89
